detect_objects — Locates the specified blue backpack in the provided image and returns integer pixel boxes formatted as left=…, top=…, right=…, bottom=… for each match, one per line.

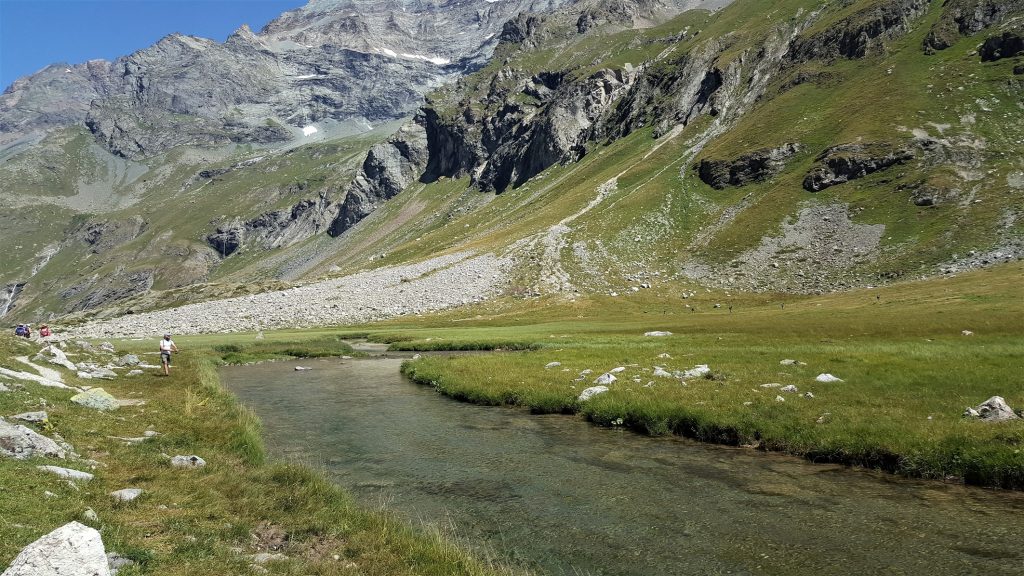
left=14, top=325, right=27, bottom=337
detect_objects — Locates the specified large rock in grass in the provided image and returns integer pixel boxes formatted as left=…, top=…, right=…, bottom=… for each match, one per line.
left=34, top=345, right=77, bottom=371
left=0, top=417, right=66, bottom=460
left=963, top=396, right=1019, bottom=421
left=70, top=389, right=119, bottom=411
left=578, top=386, right=609, bottom=402
left=0, top=521, right=110, bottom=576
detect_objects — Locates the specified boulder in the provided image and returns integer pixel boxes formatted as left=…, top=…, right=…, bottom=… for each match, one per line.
left=170, top=455, right=207, bottom=469
left=37, top=465, right=95, bottom=482
left=696, top=143, right=802, bottom=189
left=109, top=488, right=143, bottom=503
left=780, top=385, right=799, bottom=393
left=71, top=389, right=119, bottom=411
left=12, top=411, right=48, bottom=423
left=593, top=373, right=617, bottom=385
left=544, top=361, right=562, bottom=369
left=815, top=373, right=843, bottom=383
left=578, top=386, right=609, bottom=402
left=82, top=508, right=99, bottom=523
left=652, top=367, right=673, bottom=378
left=116, top=354, right=140, bottom=367
left=0, top=417, right=66, bottom=460
left=964, top=396, right=1019, bottom=422
left=99, top=342, right=115, bottom=353
left=681, top=365, right=711, bottom=379
left=34, top=345, right=77, bottom=371
left=0, top=521, right=110, bottom=576
left=644, top=331, right=673, bottom=337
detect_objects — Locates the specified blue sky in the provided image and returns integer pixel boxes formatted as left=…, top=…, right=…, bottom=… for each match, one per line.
left=0, top=0, right=305, bottom=89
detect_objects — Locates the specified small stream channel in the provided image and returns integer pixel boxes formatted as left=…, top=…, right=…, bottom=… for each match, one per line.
left=221, top=351, right=1024, bottom=576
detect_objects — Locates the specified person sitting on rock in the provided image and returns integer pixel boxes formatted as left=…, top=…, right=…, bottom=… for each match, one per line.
left=159, top=333, right=179, bottom=376
left=39, top=324, right=52, bottom=338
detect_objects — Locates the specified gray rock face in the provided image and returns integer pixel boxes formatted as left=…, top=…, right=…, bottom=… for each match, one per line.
left=0, top=521, right=110, bottom=576
left=0, top=417, right=66, bottom=460
left=803, top=144, right=914, bottom=192
left=208, top=193, right=337, bottom=257
left=789, top=0, right=930, bottom=61
left=980, top=30, right=1024, bottom=62
left=697, top=143, right=802, bottom=189
left=328, top=122, right=428, bottom=235
left=3, top=0, right=578, bottom=158
left=925, top=0, right=1024, bottom=51
left=78, top=216, right=148, bottom=255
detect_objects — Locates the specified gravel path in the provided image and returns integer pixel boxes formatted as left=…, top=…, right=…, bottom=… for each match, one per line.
left=69, top=251, right=509, bottom=338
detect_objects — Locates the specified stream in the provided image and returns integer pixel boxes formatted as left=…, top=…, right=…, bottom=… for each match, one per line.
left=221, top=353, right=1024, bottom=576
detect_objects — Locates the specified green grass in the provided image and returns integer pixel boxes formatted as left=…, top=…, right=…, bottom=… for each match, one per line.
left=0, top=336, right=525, bottom=575
left=364, top=263, right=1024, bottom=488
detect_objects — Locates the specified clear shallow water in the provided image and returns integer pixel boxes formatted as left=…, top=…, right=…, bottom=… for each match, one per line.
left=221, top=356, right=1024, bottom=576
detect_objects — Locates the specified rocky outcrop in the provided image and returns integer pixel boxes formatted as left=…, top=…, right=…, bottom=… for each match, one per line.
left=328, top=122, right=429, bottom=236
left=477, top=67, right=640, bottom=192
left=0, top=417, right=66, bottom=460
left=790, top=0, right=930, bottom=61
left=62, top=270, right=155, bottom=312
left=1, top=521, right=111, bottom=576
left=208, top=193, right=337, bottom=256
left=963, top=396, right=1020, bottom=421
left=925, top=0, right=1024, bottom=51
left=696, top=143, right=802, bottom=189
left=1, top=282, right=24, bottom=318
left=79, top=216, right=147, bottom=254
left=980, top=30, right=1024, bottom=62
left=3, top=0, right=578, bottom=158
left=803, top=144, right=914, bottom=192
left=500, top=13, right=548, bottom=49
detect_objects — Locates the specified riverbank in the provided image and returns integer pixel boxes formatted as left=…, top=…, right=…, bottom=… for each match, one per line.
left=374, top=263, right=1024, bottom=489
left=0, top=335, right=524, bottom=575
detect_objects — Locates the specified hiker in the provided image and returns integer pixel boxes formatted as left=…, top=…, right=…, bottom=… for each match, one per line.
left=14, top=324, right=26, bottom=337
left=39, top=324, right=52, bottom=338
left=159, top=333, right=179, bottom=376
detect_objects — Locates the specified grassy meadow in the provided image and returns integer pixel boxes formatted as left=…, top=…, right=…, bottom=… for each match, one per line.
left=0, top=335, right=524, bottom=575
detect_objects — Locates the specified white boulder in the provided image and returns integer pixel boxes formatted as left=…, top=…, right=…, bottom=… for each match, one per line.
left=815, top=373, right=843, bottom=383
left=594, top=373, right=617, bottom=386
left=109, top=488, right=143, bottom=503
left=170, top=455, right=207, bottom=469
left=964, top=396, right=1019, bottom=422
left=71, top=389, right=119, bottom=411
left=1, top=521, right=110, bottom=576
left=37, top=465, right=94, bottom=482
left=681, top=365, right=711, bottom=379
left=578, top=386, right=609, bottom=402
left=0, top=418, right=66, bottom=460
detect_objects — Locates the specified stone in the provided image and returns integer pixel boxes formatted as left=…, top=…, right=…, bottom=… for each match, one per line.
left=0, top=417, right=66, bottom=460
left=593, top=373, right=617, bottom=386
left=609, top=366, right=626, bottom=373
left=127, top=370, right=144, bottom=376
left=964, top=396, right=1019, bottom=422
left=251, top=553, right=287, bottom=564
left=34, top=345, right=77, bottom=371
left=99, top=342, right=115, bottom=353
left=544, top=361, right=562, bottom=369
left=578, top=386, right=609, bottom=402
left=681, top=365, right=711, bottom=379
left=37, top=465, right=94, bottom=482
left=75, top=341, right=94, bottom=351
left=106, top=552, right=135, bottom=575
left=0, top=383, right=9, bottom=393
left=82, top=508, right=99, bottom=523
left=0, top=521, right=110, bottom=576
left=760, top=383, right=782, bottom=388
left=294, top=366, right=311, bottom=371
left=815, top=373, right=843, bottom=383
left=12, top=411, right=48, bottom=423
left=961, top=330, right=974, bottom=336
left=775, top=395, right=786, bottom=402
left=780, top=385, right=799, bottom=393
left=110, top=488, right=143, bottom=503
left=644, top=331, right=673, bottom=337
left=71, top=388, right=119, bottom=411
left=779, top=359, right=803, bottom=365
left=652, top=367, right=673, bottom=378
left=657, top=353, right=672, bottom=359
left=803, top=392, right=815, bottom=399
left=170, top=455, right=207, bottom=468
left=116, top=354, right=140, bottom=367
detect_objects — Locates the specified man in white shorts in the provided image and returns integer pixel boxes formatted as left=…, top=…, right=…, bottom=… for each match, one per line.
left=159, top=333, right=179, bottom=376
